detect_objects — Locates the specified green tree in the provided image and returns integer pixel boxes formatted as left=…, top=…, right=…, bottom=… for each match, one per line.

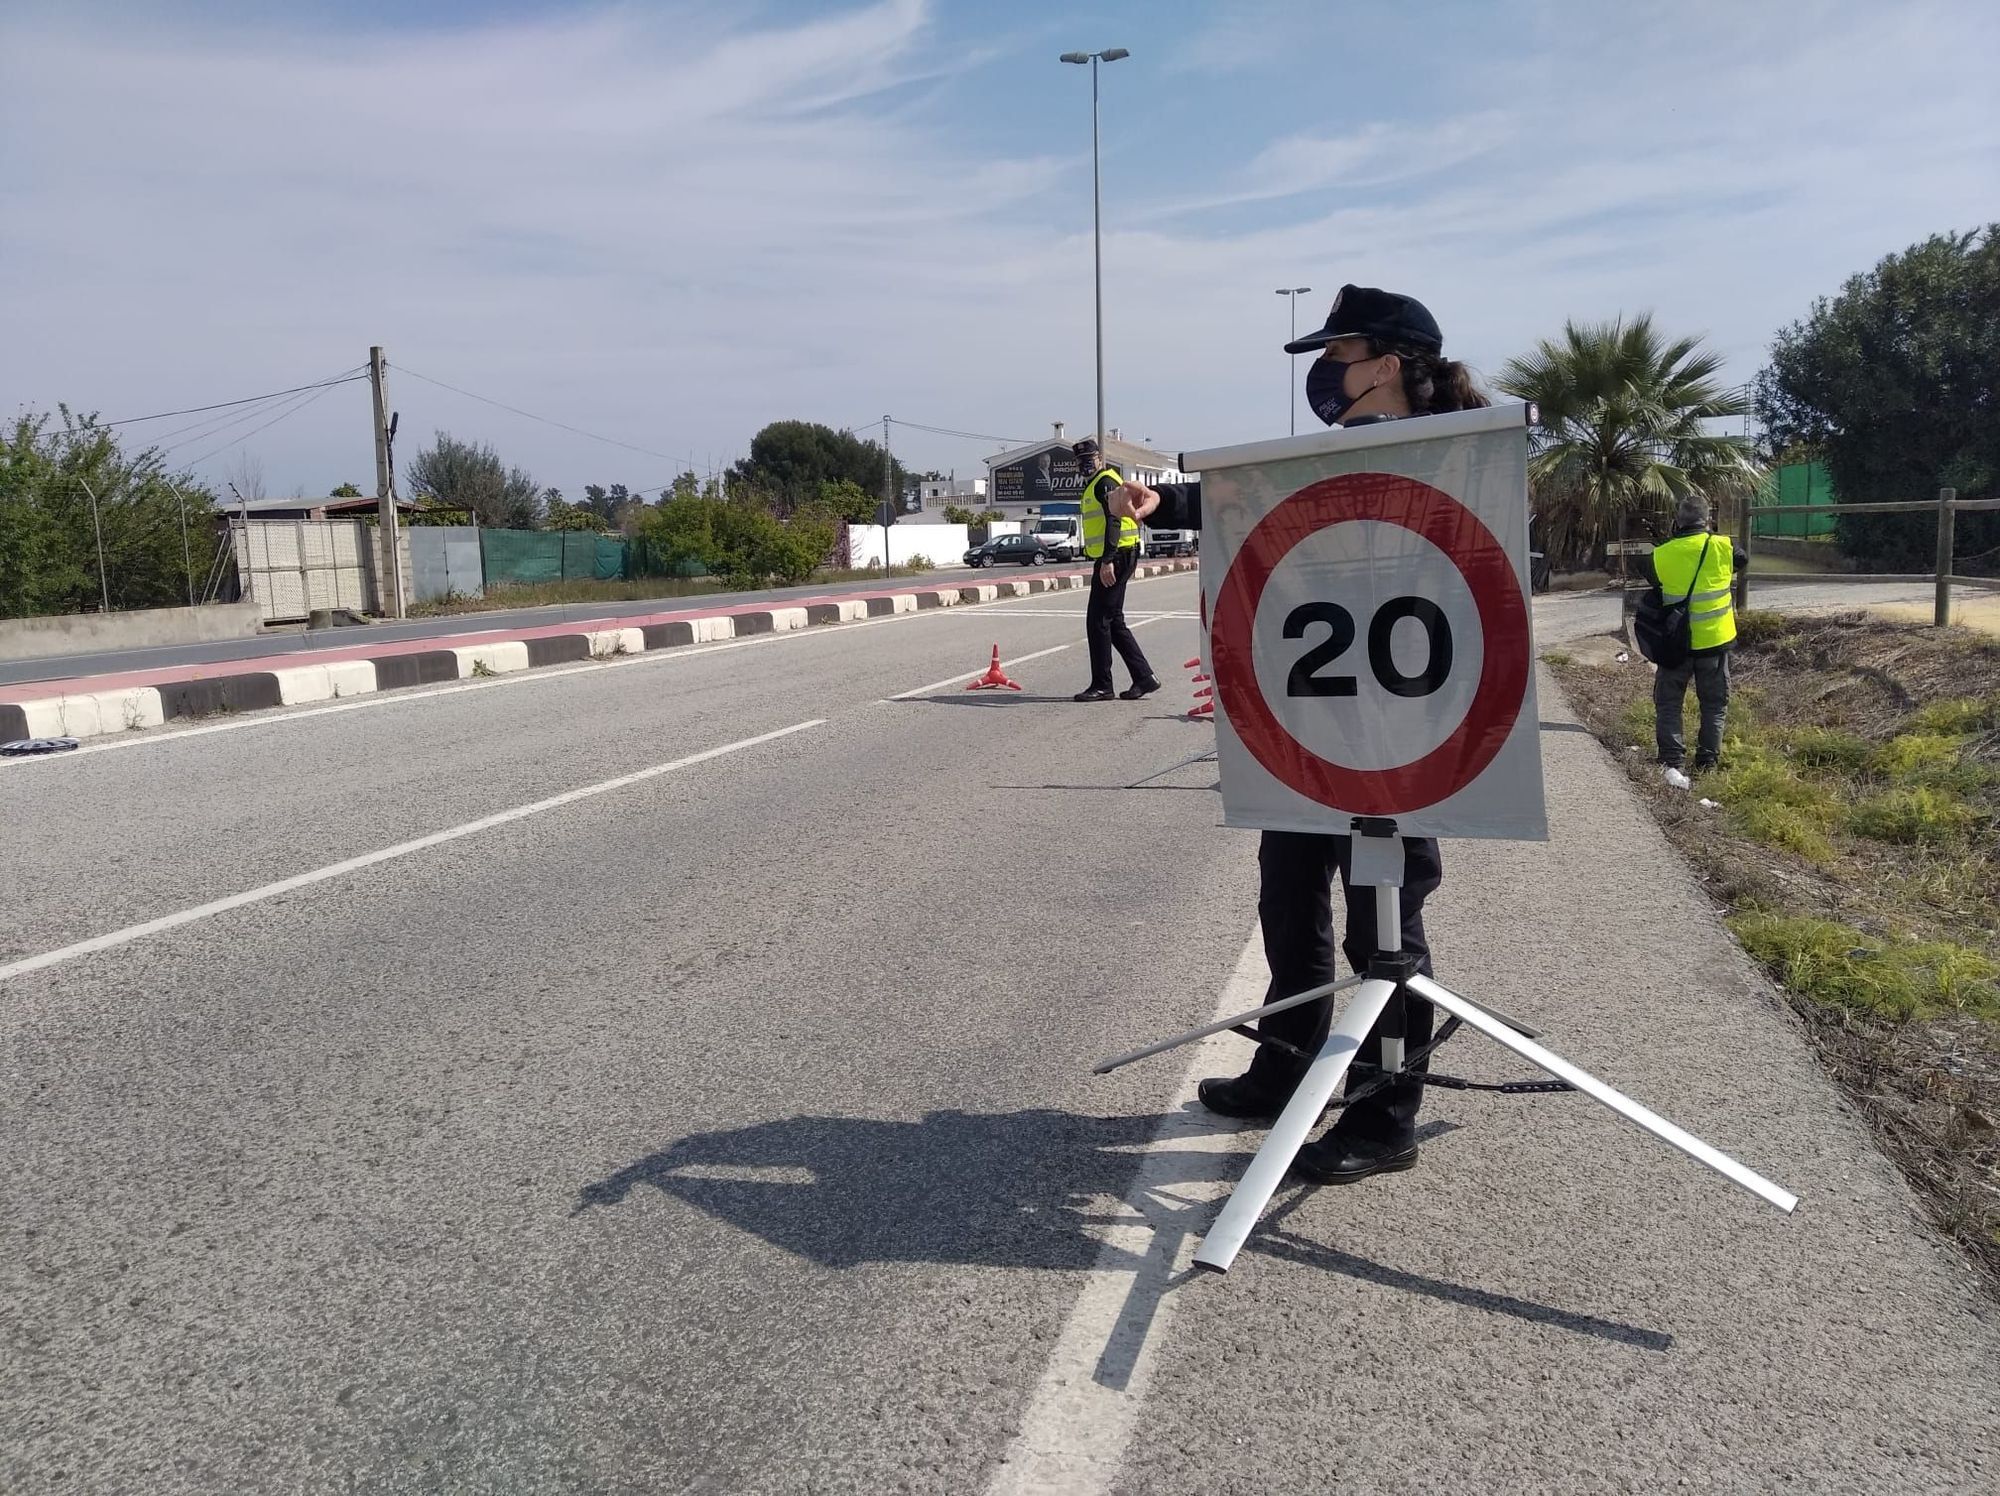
left=940, top=504, right=978, bottom=525
left=1497, top=314, right=1760, bottom=571
left=817, top=477, right=876, bottom=524
left=546, top=498, right=608, bottom=532
left=732, top=421, right=904, bottom=514
left=1756, top=226, right=1998, bottom=573
left=330, top=481, right=365, bottom=498
left=0, top=409, right=220, bottom=618
left=637, top=496, right=724, bottom=575
left=405, top=432, right=545, bottom=529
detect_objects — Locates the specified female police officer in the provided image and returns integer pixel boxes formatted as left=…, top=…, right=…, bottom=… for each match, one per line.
left=1110, top=285, right=1489, bottom=1184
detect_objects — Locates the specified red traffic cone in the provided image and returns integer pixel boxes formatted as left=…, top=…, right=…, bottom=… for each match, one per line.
left=1188, top=699, right=1215, bottom=720
left=965, top=644, right=1023, bottom=691
left=1184, top=657, right=1201, bottom=670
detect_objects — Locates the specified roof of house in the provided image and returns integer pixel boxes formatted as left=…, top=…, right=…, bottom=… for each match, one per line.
left=215, top=494, right=418, bottom=518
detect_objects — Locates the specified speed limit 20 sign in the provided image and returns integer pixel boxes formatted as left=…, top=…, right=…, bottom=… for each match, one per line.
left=1185, top=404, right=1546, bottom=841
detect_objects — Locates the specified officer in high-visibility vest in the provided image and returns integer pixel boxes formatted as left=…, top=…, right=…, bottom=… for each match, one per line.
left=1072, top=438, right=1160, bottom=703
left=1646, top=496, right=1738, bottom=780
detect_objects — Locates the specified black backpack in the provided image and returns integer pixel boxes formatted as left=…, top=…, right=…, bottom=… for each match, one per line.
left=1633, top=533, right=1713, bottom=669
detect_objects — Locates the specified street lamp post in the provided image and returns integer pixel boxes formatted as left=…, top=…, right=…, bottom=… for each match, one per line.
left=1275, top=286, right=1312, bottom=434
left=1060, top=47, right=1129, bottom=444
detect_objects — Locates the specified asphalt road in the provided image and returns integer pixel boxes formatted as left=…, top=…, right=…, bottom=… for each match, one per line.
left=0, top=560, right=1043, bottom=686
left=4, top=575, right=1998, bottom=1494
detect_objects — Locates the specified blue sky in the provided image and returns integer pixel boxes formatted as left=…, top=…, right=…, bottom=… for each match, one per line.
left=2, top=0, right=1995, bottom=499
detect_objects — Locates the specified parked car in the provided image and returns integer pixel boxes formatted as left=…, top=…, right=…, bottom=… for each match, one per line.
left=1145, top=528, right=1198, bottom=558
left=964, top=534, right=1053, bottom=568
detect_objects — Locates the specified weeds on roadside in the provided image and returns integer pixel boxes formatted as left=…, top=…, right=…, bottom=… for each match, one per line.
left=1729, top=913, right=2000, bottom=1024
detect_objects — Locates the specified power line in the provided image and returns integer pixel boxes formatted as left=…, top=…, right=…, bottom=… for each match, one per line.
left=103, top=370, right=367, bottom=427
left=396, top=364, right=688, bottom=464
left=153, top=380, right=342, bottom=461
left=147, top=363, right=367, bottom=451
left=887, top=416, right=1035, bottom=446
left=178, top=380, right=349, bottom=471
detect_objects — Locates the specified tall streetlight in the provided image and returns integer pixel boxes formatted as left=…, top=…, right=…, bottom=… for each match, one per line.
left=1060, top=47, right=1129, bottom=445
left=1276, top=286, right=1312, bottom=434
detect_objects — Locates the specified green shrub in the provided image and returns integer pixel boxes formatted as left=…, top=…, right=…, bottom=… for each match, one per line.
left=1872, top=733, right=1962, bottom=778
left=1709, top=744, right=1841, bottom=859
left=1909, top=695, right=2000, bottom=735
left=1731, top=913, right=2000, bottom=1022
left=1781, top=726, right=1873, bottom=775
left=1734, top=609, right=1790, bottom=646
left=1848, top=786, right=1982, bottom=845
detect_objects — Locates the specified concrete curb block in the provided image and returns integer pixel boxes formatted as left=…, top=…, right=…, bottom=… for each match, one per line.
left=1, top=560, right=1206, bottom=749
left=270, top=661, right=378, bottom=706
left=451, top=642, right=532, bottom=678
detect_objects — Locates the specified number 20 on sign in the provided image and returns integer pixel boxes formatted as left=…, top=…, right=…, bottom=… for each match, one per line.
left=1189, top=408, right=1547, bottom=842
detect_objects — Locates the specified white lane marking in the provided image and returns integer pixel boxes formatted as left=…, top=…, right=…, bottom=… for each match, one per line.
left=0, top=574, right=1195, bottom=771
left=987, top=930, right=1267, bottom=1496
left=0, top=720, right=826, bottom=985
left=884, top=616, right=1176, bottom=701
left=952, top=609, right=1198, bottom=620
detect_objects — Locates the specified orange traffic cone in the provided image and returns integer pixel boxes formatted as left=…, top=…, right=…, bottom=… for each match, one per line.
left=965, top=644, right=1023, bottom=691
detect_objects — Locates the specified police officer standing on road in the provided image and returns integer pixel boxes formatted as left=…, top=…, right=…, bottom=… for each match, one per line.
left=1073, top=438, right=1161, bottom=703
left=1647, top=496, right=1738, bottom=785
left=1110, top=285, right=1490, bottom=1183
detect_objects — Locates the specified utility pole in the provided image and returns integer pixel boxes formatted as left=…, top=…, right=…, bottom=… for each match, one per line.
left=369, top=345, right=407, bottom=619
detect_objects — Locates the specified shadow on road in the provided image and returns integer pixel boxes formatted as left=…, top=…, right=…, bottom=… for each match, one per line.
left=896, top=694, right=1076, bottom=706
left=575, top=1107, right=1671, bottom=1359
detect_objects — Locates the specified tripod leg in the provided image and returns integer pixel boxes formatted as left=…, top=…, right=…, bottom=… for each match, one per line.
left=1192, top=977, right=1396, bottom=1274
left=1091, top=974, right=1365, bottom=1075
left=1407, top=975, right=1797, bottom=1214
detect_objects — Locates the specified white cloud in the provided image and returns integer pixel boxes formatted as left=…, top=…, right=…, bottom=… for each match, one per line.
left=0, top=0, right=1993, bottom=494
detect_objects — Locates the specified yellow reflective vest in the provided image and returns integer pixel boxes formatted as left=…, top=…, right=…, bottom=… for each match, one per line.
left=1080, top=467, right=1139, bottom=559
left=1652, top=532, right=1737, bottom=650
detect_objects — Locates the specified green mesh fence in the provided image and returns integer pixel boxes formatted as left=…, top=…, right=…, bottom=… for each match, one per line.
left=1752, top=463, right=1838, bottom=539
left=480, top=530, right=628, bottom=587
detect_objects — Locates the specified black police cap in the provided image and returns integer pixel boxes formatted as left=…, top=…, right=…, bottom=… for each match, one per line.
left=1284, top=284, right=1444, bottom=355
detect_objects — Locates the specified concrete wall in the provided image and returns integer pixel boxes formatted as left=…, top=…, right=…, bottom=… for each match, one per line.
left=845, top=524, right=974, bottom=569
left=0, top=601, right=265, bottom=664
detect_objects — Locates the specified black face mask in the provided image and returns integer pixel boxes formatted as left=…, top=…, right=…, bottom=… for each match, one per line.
left=1305, top=356, right=1362, bottom=426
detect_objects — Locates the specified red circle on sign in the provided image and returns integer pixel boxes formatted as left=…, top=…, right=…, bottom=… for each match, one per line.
left=1211, top=472, right=1529, bottom=816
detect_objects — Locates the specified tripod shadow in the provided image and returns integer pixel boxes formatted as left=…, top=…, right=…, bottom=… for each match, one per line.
left=577, top=1107, right=1672, bottom=1384
left=903, top=694, right=1074, bottom=706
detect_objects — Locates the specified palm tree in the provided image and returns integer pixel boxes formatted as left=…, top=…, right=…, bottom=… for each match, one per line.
left=1498, top=315, right=1761, bottom=574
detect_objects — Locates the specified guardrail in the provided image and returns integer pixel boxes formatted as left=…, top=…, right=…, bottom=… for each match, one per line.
left=1738, top=487, right=1999, bottom=627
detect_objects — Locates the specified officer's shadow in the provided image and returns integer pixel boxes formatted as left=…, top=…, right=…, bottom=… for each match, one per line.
left=576, top=1107, right=1670, bottom=1387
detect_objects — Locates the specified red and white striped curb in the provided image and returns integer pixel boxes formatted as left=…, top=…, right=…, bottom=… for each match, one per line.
left=1, top=562, right=1199, bottom=743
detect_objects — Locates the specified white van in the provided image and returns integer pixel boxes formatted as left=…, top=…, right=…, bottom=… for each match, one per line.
left=1030, top=515, right=1082, bottom=561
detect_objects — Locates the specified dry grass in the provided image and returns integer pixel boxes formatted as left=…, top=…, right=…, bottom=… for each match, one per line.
left=1553, top=611, right=2000, bottom=1285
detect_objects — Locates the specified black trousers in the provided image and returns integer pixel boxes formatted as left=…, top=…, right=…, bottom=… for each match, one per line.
left=1247, top=831, right=1444, bottom=1143
left=1085, top=547, right=1152, bottom=691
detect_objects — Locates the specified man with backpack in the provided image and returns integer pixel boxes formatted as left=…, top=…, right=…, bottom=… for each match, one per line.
left=1644, top=496, right=1739, bottom=786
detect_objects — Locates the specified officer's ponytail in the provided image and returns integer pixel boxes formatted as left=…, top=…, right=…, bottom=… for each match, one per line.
left=1371, top=341, right=1489, bottom=415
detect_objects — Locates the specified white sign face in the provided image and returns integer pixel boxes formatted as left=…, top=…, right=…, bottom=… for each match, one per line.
left=1188, top=406, right=1546, bottom=841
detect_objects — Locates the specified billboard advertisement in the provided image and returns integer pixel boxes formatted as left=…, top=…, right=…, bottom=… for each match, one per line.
left=990, top=445, right=1092, bottom=508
